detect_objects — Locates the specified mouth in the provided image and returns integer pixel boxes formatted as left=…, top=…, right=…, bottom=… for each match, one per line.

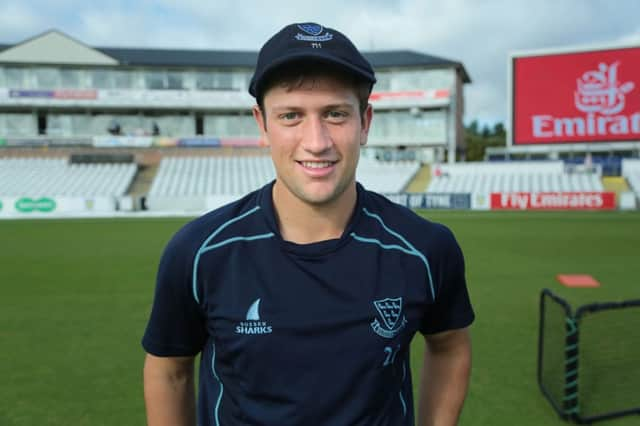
left=297, top=160, right=337, bottom=169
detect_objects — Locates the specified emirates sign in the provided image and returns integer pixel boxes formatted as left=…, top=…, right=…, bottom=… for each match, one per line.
left=490, top=192, right=616, bottom=210
left=512, top=46, right=640, bottom=144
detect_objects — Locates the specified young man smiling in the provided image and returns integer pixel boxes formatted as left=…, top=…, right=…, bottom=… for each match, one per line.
left=143, top=22, right=474, bottom=426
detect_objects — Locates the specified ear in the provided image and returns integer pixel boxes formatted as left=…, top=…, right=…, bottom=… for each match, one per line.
left=359, top=103, right=373, bottom=146
left=252, top=105, right=269, bottom=146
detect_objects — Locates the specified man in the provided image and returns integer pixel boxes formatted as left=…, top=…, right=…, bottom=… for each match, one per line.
left=143, top=22, right=474, bottom=426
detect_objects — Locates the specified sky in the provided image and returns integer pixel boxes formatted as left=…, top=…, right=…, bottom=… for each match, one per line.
left=2, top=0, right=639, bottom=128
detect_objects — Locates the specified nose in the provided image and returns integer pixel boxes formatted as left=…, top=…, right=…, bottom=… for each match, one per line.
left=300, top=115, right=332, bottom=154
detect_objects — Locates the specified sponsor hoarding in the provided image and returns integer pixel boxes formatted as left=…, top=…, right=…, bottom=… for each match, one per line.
left=9, top=89, right=97, bottom=99
left=219, top=138, right=261, bottom=147
left=511, top=45, right=640, bottom=145
left=6, top=138, right=91, bottom=147
left=0, top=88, right=253, bottom=109
left=153, top=137, right=180, bottom=147
left=177, top=138, right=221, bottom=147
left=369, top=89, right=450, bottom=102
left=93, top=136, right=153, bottom=148
left=6, top=138, right=49, bottom=147
left=14, top=197, right=57, bottom=213
left=0, top=197, right=116, bottom=217
left=384, top=193, right=471, bottom=209
left=490, top=192, right=616, bottom=210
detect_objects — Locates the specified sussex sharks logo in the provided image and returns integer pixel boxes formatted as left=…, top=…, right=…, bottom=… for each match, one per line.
left=235, top=298, right=273, bottom=335
left=371, top=297, right=407, bottom=339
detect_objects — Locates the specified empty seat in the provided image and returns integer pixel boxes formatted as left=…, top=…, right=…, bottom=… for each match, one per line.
left=0, top=158, right=136, bottom=197
left=426, top=161, right=604, bottom=193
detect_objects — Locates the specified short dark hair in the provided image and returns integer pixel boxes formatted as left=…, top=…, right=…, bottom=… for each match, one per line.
left=256, top=60, right=373, bottom=128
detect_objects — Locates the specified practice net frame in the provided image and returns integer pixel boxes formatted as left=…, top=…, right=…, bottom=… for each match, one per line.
left=538, top=289, right=640, bottom=423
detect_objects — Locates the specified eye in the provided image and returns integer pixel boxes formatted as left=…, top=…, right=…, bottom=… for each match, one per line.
left=279, top=112, right=300, bottom=121
left=325, top=110, right=349, bottom=122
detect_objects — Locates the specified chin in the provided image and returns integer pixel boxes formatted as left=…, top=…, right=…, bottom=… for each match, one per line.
left=299, top=190, right=338, bottom=206
left=299, top=181, right=353, bottom=206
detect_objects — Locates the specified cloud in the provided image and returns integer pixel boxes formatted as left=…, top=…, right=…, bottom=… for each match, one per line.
left=1, top=0, right=639, bottom=126
left=0, top=4, right=46, bottom=42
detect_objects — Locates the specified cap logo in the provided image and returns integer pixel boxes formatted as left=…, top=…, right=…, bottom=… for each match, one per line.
left=298, top=23, right=323, bottom=36
left=295, top=23, right=333, bottom=42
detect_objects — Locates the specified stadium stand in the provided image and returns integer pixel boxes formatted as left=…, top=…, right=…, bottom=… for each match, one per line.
left=0, top=157, right=136, bottom=197
left=357, top=158, right=420, bottom=193
left=148, top=156, right=275, bottom=198
left=622, top=159, right=640, bottom=198
left=146, top=156, right=275, bottom=211
left=426, top=161, right=604, bottom=193
left=146, top=155, right=420, bottom=211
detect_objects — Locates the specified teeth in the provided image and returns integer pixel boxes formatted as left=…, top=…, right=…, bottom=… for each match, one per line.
left=301, top=161, right=332, bottom=169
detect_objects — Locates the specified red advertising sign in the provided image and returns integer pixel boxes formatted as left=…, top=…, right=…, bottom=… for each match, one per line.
left=512, top=46, right=640, bottom=145
left=490, top=192, right=616, bottom=210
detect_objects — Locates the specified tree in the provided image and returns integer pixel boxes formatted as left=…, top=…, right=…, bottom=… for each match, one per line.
left=463, top=121, right=506, bottom=161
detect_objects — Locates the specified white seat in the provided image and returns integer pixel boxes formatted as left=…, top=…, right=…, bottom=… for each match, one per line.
left=0, top=157, right=136, bottom=197
left=425, top=161, right=604, bottom=194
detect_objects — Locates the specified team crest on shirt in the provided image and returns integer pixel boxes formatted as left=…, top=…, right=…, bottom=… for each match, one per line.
left=371, top=297, right=407, bottom=339
left=235, top=298, right=273, bottom=335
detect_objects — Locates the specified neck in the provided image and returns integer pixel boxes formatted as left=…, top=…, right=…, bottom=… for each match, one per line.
left=272, top=181, right=358, bottom=244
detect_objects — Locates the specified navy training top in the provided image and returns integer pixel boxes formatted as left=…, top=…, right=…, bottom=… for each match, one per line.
left=142, top=181, right=474, bottom=426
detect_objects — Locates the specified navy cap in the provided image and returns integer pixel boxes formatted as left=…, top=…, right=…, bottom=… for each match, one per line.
left=249, top=22, right=376, bottom=98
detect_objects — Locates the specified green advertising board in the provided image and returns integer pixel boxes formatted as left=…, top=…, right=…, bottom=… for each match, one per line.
left=0, top=138, right=6, bottom=147
left=15, top=197, right=57, bottom=213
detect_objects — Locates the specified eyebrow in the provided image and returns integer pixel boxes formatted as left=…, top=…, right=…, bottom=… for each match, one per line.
left=322, top=103, right=356, bottom=111
left=270, top=103, right=355, bottom=112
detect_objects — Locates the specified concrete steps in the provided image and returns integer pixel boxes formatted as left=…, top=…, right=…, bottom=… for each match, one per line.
left=126, top=164, right=159, bottom=196
left=405, top=164, right=431, bottom=192
left=602, top=176, right=630, bottom=193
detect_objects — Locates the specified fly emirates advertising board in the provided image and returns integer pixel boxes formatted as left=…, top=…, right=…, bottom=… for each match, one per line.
left=511, top=45, right=640, bottom=145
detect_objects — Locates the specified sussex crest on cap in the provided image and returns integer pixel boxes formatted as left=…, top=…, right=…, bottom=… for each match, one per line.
left=294, top=23, right=334, bottom=42
left=297, top=23, right=324, bottom=36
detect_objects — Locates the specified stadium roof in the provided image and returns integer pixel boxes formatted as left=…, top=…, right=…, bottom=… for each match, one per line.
left=0, top=30, right=471, bottom=83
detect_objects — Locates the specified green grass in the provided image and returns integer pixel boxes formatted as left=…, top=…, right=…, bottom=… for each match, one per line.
left=1, top=212, right=640, bottom=425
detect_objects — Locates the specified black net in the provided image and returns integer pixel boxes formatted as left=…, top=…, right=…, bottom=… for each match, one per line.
left=576, top=303, right=640, bottom=421
left=539, top=291, right=571, bottom=417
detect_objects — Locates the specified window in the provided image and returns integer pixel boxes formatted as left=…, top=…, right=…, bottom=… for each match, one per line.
left=113, top=70, right=132, bottom=89
left=145, top=71, right=166, bottom=89
left=46, top=115, right=73, bottom=136
left=150, top=115, right=195, bottom=136
left=91, top=69, right=112, bottom=89
left=60, top=69, right=82, bottom=88
left=4, top=67, right=25, bottom=87
left=368, top=110, right=447, bottom=144
left=390, top=69, right=454, bottom=91
left=0, top=113, right=37, bottom=137
left=166, top=72, right=184, bottom=90
left=374, top=72, right=392, bottom=91
left=34, top=67, right=60, bottom=88
left=216, top=72, right=233, bottom=90
left=196, top=72, right=214, bottom=90
left=196, top=71, right=235, bottom=90
left=204, top=114, right=259, bottom=137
